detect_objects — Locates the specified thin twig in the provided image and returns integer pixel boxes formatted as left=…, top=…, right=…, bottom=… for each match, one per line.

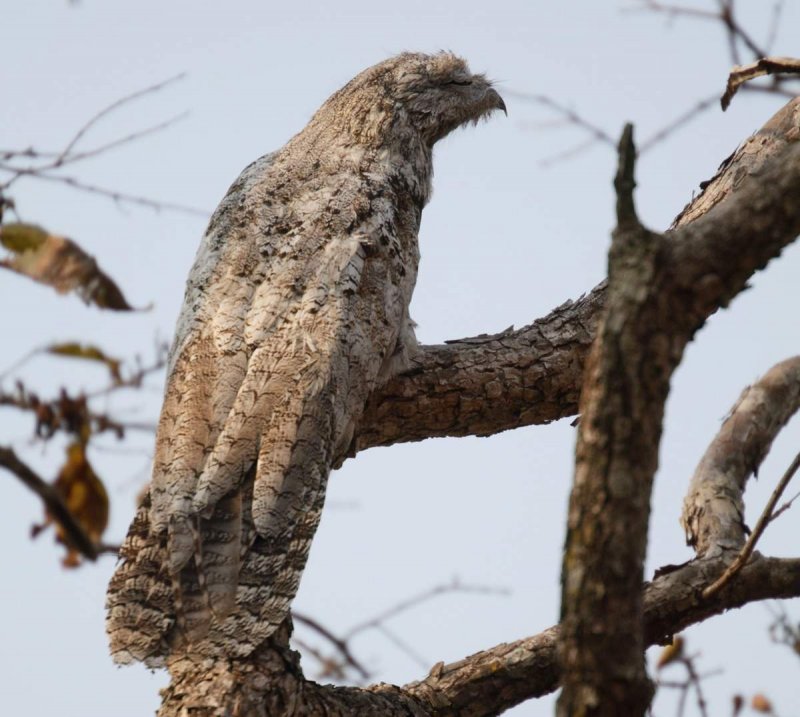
left=56, top=73, right=186, bottom=162
left=639, top=94, right=719, bottom=153
left=505, top=90, right=617, bottom=146
left=0, top=446, right=98, bottom=560
left=344, top=578, right=509, bottom=639
left=292, top=612, right=371, bottom=679
left=292, top=637, right=348, bottom=681
left=16, top=171, right=207, bottom=216
left=765, top=1, right=785, bottom=54
left=0, top=113, right=188, bottom=177
left=373, top=623, right=431, bottom=670
left=703, top=451, right=800, bottom=599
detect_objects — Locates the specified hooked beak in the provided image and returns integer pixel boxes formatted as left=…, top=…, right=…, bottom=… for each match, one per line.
left=486, top=87, right=507, bottom=116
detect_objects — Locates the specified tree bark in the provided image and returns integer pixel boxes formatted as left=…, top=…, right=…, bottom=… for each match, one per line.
left=682, top=356, right=800, bottom=558
left=156, top=556, right=800, bottom=717
left=558, top=126, right=666, bottom=716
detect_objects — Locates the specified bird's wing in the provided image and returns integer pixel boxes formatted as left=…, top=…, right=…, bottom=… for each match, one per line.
left=107, top=155, right=411, bottom=661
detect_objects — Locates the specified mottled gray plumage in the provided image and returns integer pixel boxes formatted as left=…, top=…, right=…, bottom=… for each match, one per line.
left=106, top=52, right=505, bottom=666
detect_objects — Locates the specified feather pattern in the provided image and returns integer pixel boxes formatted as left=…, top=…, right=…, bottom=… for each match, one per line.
left=106, top=51, right=505, bottom=666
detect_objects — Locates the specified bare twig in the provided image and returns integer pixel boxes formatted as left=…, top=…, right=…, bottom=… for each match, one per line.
left=765, top=1, right=786, bottom=55
left=0, top=446, right=98, bottom=560
left=55, top=73, right=186, bottom=163
left=0, top=113, right=189, bottom=177
left=17, top=170, right=207, bottom=216
left=0, top=73, right=208, bottom=217
left=703, top=451, right=800, bottom=599
left=373, top=623, right=431, bottom=670
left=344, top=578, right=509, bottom=639
left=505, top=90, right=617, bottom=165
left=638, top=94, right=719, bottom=153
left=292, top=612, right=371, bottom=680
left=292, top=637, right=348, bottom=681
left=633, top=0, right=767, bottom=60
left=766, top=602, right=800, bottom=658
left=722, top=57, right=800, bottom=110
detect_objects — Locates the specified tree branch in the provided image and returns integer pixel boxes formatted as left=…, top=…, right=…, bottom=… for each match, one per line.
left=558, top=124, right=664, bottom=715
left=352, top=98, right=800, bottom=457
left=159, top=556, right=800, bottom=717
left=681, top=357, right=800, bottom=558
left=352, top=285, right=603, bottom=452
left=401, top=555, right=800, bottom=717
left=702, top=450, right=800, bottom=599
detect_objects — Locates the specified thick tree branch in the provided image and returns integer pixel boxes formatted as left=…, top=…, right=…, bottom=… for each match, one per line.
left=353, top=286, right=604, bottom=452
left=402, top=555, right=800, bottom=717
left=159, top=556, right=800, bottom=717
left=558, top=125, right=665, bottom=715
left=682, top=357, right=800, bottom=557
left=557, top=102, right=800, bottom=715
left=353, top=98, right=800, bottom=456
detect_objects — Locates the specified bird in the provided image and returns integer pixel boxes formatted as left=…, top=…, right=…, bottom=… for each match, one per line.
left=106, top=51, right=506, bottom=667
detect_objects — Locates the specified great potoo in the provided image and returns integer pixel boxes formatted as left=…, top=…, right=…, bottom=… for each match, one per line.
left=106, top=52, right=506, bottom=666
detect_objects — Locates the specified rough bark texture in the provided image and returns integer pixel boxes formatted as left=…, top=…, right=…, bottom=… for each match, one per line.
left=155, top=555, right=800, bottom=717
left=354, top=96, right=800, bottom=453
left=556, top=105, right=800, bottom=716
left=558, top=127, right=668, bottom=716
left=353, top=286, right=604, bottom=451
left=682, top=356, right=800, bottom=558
left=147, top=98, right=800, bottom=716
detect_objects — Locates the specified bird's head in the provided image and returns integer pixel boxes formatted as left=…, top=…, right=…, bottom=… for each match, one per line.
left=387, top=52, right=506, bottom=143
left=315, top=52, right=506, bottom=149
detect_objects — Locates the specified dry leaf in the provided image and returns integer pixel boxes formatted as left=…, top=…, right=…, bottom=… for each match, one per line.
left=32, top=442, right=109, bottom=567
left=0, top=222, right=135, bottom=310
left=721, top=56, right=800, bottom=110
left=656, top=635, right=684, bottom=669
left=751, top=693, right=774, bottom=714
left=45, top=342, right=122, bottom=383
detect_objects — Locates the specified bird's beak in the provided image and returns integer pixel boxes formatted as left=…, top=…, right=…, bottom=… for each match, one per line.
left=486, top=87, right=507, bottom=116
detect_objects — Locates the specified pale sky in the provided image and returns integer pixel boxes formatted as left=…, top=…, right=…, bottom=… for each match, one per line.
left=2, top=2, right=799, bottom=715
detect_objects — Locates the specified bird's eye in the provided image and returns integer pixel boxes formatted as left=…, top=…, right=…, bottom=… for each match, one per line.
left=444, top=79, right=472, bottom=86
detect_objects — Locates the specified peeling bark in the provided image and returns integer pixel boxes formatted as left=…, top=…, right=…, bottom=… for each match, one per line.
left=682, top=357, right=800, bottom=557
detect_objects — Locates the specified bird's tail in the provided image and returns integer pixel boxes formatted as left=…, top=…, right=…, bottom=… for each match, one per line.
left=106, top=435, right=331, bottom=666
left=106, top=492, right=175, bottom=666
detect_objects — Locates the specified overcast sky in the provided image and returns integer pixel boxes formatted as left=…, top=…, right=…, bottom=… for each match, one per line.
left=2, top=2, right=799, bottom=715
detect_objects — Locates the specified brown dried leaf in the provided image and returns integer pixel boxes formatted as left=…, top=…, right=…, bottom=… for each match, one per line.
left=751, top=693, right=774, bottom=714
left=656, top=635, right=684, bottom=669
left=51, top=442, right=109, bottom=567
left=45, top=342, right=122, bottom=384
left=0, top=223, right=135, bottom=310
left=722, top=56, right=800, bottom=111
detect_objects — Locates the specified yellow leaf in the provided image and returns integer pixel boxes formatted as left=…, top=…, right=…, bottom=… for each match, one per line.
left=45, top=342, right=122, bottom=383
left=52, top=442, right=109, bottom=567
left=656, top=635, right=684, bottom=669
left=0, top=223, right=48, bottom=252
left=0, top=222, right=136, bottom=311
left=751, top=693, right=774, bottom=714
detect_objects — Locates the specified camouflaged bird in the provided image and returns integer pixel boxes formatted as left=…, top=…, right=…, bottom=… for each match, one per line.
left=106, top=52, right=506, bottom=666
